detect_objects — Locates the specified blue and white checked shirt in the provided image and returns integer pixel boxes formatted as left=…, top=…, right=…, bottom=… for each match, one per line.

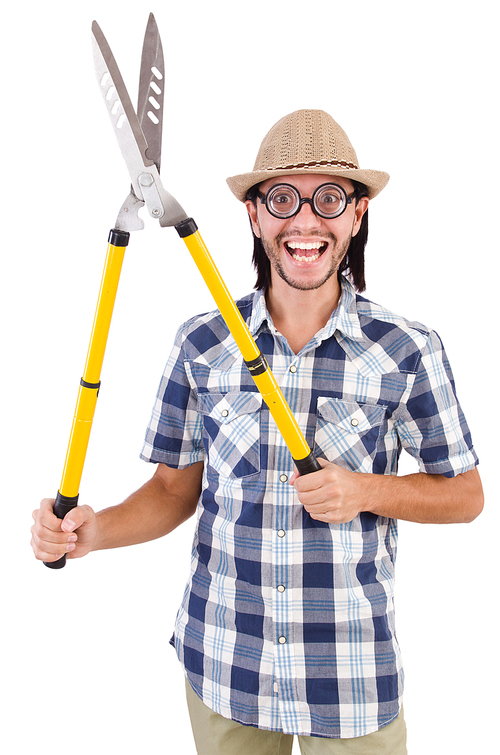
left=141, top=276, right=478, bottom=739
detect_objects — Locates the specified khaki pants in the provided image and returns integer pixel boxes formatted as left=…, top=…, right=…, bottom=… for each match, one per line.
left=185, top=679, right=408, bottom=755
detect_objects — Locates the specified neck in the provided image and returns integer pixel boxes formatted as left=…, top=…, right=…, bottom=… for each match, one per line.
left=265, top=274, right=342, bottom=354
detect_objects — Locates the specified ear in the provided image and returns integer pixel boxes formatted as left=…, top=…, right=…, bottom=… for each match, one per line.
left=351, top=196, right=369, bottom=237
left=245, top=199, right=261, bottom=238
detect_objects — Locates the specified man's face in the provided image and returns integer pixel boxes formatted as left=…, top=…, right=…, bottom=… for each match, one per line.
left=246, top=174, right=369, bottom=292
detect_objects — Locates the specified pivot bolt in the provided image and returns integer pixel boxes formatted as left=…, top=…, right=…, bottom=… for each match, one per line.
left=139, top=173, right=154, bottom=187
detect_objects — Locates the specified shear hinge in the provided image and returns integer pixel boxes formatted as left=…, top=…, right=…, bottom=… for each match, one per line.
left=139, top=172, right=165, bottom=219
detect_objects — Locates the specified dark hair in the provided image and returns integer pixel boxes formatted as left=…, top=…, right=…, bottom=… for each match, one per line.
left=246, top=180, right=369, bottom=292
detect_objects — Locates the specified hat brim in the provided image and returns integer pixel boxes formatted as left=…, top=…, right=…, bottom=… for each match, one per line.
left=227, top=166, right=390, bottom=202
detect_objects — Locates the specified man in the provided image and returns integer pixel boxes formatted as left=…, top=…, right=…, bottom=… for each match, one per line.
left=32, top=110, right=483, bottom=754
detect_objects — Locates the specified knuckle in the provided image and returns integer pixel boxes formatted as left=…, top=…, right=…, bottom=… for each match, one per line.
left=30, top=538, right=47, bottom=560
left=40, top=498, right=56, bottom=513
left=327, top=484, right=340, bottom=499
left=42, top=553, right=62, bottom=563
left=31, top=530, right=43, bottom=550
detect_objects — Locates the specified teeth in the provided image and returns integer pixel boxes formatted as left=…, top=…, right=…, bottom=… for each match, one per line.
left=291, top=253, right=320, bottom=262
left=287, top=241, right=324, bottom=250
left=285, top=240, right=324, bottom=262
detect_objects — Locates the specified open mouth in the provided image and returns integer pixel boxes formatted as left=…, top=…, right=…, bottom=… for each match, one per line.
left=285, top=240, right=328, bottom=262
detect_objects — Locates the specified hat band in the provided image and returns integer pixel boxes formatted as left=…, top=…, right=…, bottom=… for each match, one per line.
left=262, top=158, right=359, bottom=172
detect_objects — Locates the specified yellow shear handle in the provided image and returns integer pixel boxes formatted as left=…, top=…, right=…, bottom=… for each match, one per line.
left=59, top=230, right=129, bottom=498
left=45, top=229, right=129, bottom=570
left=177, top=219, right=320, bottom=475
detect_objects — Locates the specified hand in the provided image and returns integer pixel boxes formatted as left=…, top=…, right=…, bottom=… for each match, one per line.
left=290, top=457, right=365, bottom=524
left=31, top=498, right=98, bottom=563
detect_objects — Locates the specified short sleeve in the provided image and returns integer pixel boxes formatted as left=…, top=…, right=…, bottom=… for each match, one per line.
left=394, top=330, right=478, bottom=477
left=140, top=325, right=205, bottom=467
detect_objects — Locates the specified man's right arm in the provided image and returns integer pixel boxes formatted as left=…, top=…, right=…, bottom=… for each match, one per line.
left=31, top=461, right=203, bottom=564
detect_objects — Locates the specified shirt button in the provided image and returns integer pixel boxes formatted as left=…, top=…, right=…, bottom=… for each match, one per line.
left=277, top=585, right=285, bottom=593
left=277, top=529, right=286, bottom=538
left=351, top=417, right=359, bottom=427
left=279, top=474, right=288, bottom=483
left=221, top=409, right=229, bottom=417
left=289, top=365, right=297, bottom=374
left=278, top=636, right=287, bottom=644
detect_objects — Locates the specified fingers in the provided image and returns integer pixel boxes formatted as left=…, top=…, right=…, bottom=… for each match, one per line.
left=31, top=498, right=91, bottom=563
left=30, top=500, right=74, bottom=562
left=290, top=460, right=359, bottom=524
left=59, top=503, right=93, bottom=533
left=292, top=457, right=331, bottom=500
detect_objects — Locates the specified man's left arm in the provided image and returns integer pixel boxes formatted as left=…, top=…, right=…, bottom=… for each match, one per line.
left=291, top=459, right=484, bottom=524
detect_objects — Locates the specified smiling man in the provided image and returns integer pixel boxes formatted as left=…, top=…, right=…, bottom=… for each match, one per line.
left=244, top=173, right=368, bottom=354
left=249, top=176, right=366, bottom=289
left=32, top=110, right=483, bottom=754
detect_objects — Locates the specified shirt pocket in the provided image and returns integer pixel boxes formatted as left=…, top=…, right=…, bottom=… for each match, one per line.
left=314, top=397, right=387, bottom=473
left=197, top=391, right=263, bottom=478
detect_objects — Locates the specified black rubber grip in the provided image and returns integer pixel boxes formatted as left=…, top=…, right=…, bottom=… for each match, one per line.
left=44, top=491, right=79, bottom=570
left=294, top=452, right=322, bottom=476
left=108, top=229, right=130, bottom=246
left=175, top=218, right=198, bottom=238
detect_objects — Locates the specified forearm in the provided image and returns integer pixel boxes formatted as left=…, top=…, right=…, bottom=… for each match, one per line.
left=93, top=482, right=178, bottom=551
left=364, top=467, right=483, bottom=524
left=93, top=462, right=202, bottom=551
left=293, top=460, right=483, bottom=525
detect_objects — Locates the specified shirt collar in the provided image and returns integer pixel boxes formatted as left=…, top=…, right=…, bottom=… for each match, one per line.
left=248, top=276, right=364, bottom=344
left=248, top=289, right=270, bottom=336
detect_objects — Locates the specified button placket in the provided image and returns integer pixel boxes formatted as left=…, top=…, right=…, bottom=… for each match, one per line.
left=270, top=354, right=299, bottom=700
left=274, top=470, right=292, bottom=682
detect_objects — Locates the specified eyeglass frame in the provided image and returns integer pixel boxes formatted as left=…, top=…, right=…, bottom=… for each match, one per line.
left=256, top=182, right=359, bottom=220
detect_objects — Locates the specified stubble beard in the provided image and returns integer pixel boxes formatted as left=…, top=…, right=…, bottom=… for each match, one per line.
left=261, top=230, right=351, bottom=292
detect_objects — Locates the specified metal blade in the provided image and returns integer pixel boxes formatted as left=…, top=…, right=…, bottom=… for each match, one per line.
left=137, top=13, right=164, bottom=170
left=92, top=20, right=188, bottom=228
left=92, top=21, right=154, bottom=190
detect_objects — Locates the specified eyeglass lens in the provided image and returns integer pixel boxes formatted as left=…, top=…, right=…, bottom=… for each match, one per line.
left=265, top=183, right=349, bottom=219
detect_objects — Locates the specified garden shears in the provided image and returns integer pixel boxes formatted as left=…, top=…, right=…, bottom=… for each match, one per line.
left=46, top=13, right=320, bottom=568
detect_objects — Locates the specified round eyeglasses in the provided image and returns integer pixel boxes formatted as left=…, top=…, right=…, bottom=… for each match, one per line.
left=258, top=182, right=356, bottom=220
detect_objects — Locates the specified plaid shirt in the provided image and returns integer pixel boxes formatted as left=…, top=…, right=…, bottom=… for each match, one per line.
left=141, top=276, right=477, bottom=739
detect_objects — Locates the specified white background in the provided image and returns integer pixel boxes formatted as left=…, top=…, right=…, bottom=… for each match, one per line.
left=2, top=1, right=498, bottom=752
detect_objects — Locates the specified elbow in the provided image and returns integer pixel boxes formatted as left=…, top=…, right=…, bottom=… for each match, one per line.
left=462, top=469, right=484, bottom=523
left=464, top=493, right=484, bottom=523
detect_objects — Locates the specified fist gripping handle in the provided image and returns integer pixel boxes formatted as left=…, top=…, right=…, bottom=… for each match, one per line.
left=43, top=492, right=79, bottom=569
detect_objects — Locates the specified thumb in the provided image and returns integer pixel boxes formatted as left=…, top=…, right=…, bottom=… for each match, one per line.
left=289, top=457, right=330, bottom=486
left=315, top=457, right=330, bottom=470
left=60, top=505, right=95, bottom=533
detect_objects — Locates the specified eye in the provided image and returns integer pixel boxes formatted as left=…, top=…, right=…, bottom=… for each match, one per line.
left=274, top=193, right=292, bottom=205
left=315, top=184, right=346, bottom=217
left=321, top=193, right=338, bottom=204
left=267, top=185, right=300, bottom=217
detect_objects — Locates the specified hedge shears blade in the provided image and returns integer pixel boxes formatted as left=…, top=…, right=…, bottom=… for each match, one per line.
left=45, top=14, right=319, bottom=570
left=92, top=15, right=187, bottom=231
left=137, top=13, right=164, bottom=171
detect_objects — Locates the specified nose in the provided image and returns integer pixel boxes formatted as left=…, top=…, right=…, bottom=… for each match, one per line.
left=292, top=199, right=322, bottom=229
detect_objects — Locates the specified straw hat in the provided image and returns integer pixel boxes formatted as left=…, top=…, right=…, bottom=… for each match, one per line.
left=226, top=109, right=389, bottom=201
